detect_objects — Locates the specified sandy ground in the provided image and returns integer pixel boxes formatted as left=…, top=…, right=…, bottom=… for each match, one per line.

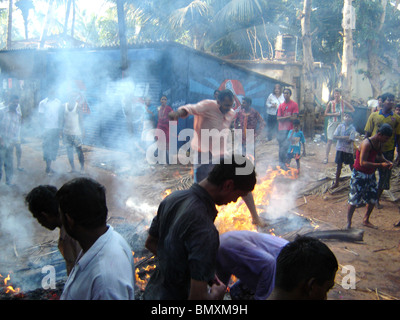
left=0, top=134, right=399, bottom=300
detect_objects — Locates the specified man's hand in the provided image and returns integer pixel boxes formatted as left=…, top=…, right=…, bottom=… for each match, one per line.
left=382, top=161, right=393, bottom=170
left=208, top=276, right=227, bottom=300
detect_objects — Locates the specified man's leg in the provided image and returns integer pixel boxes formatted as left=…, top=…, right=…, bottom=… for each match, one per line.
left=15, top=143, right=23, bottom=170
left=362, top=203, right=377, bottom=228
left=76, top=146, right=84, bottom=171
left=277, top=130, right=289, bottom=168
left=346, top=204, right=356, bottom=229
left=66, top=146, right=75, bottom=171
left=333, top=162, right=342, bottom=189
left=324, top=140, right=332, bottom=164
left=4, top=146, right=14, bottom=185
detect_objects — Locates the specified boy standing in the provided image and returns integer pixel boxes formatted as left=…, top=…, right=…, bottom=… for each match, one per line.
left=332, top=112, right=356, bottom=189
left=286, top=119, right=305, bottom=174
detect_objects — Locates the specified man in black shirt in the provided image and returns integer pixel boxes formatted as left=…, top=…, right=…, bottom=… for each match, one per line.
left=144, top=155, right=257, bottom=300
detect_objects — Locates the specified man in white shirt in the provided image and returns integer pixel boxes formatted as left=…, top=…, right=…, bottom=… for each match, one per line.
left=38, top=89, right=62, bottom=175
left=56, top=177, right=135, bottom=300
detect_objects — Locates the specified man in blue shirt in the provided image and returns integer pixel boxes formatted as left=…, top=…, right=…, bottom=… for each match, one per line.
left=216, top=230, right=288, bottom=300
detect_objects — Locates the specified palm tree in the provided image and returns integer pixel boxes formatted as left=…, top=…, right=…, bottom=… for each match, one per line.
left=7, top=0, right=12, bottom=49
left=15, top=0, right=34, bottom=40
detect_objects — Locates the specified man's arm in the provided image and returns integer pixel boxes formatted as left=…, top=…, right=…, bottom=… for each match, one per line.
left=145, top=234, right=158, bottom=256
left=343, top=100, right=355, bottom=112
left=359, top=140, right=392, bottom=169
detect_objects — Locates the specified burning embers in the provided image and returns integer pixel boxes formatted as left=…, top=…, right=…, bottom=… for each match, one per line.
left=0, top=273, right=23, bottom=298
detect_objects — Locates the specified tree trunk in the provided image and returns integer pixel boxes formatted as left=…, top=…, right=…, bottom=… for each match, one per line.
left=341, top=0, right=354, bottom=99
left=7, top=0, right=13, bottom=49
left=71, top=0, right=75, bottom=37
left=301, top=0, right=315, bottom=138
left=40, top=0, right=54, bottom=48
left=117, top=0, right=128, bottom=71
left=366, top=0, right=387, bottom=98
left=63, top=0, right=72, bottom=36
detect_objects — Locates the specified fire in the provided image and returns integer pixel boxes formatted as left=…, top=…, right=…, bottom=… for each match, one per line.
left=215, top=166, right=298, bottom=234
left=0, top=273, right=22, bottom=296
left=162, top=189, right=172, bottom=198
left=135, top=265, right=156, bottom=291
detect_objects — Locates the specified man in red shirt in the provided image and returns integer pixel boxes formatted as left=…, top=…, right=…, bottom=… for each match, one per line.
left=277, top=88, right=299, bottom=169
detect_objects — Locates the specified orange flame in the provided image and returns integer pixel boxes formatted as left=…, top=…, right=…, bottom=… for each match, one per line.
left=0, top=273, right=22, bottom=296
left=215, top=166, right=297, bottom=234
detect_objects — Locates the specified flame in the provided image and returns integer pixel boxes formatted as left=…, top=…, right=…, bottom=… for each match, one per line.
left=162, top=189, right=172, bottom=198
left=135, top=265, right=156, bottom=291
left=215, top=166, right=298, bottom=234
left=0, top=273, right=22, bottom=297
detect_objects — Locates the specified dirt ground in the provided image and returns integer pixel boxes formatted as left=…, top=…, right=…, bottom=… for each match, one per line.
left=0, top=134, right=399, bottom=300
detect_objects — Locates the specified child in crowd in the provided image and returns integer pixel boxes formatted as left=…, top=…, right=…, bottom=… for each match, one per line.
left=286, top=119, right=306, bottom=174
left=332, top=112, right=357, bottom=189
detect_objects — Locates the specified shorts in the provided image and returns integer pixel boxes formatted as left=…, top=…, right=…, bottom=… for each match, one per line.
left=335, top=150, right=354, bottom=165
left=348, top=169, right=378, bottom=206
left=378, top=150, right=394, bottom=190
left=64, top=134, right=83, bottom=148
left=326, top=121, right=339, bottom=141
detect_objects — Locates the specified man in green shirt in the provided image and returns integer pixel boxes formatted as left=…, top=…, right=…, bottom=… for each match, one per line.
left=364, top=93, right=399, bottom=209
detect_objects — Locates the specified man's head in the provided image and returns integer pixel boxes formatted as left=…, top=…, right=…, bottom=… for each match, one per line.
left=395, top=104, right=400, bottom=115
left=274, top=236, right=338, bottom=300
left=56, top=178, right=108, bottom=239
left=160, top=95, right=168, bottom=107
left=333, top=88, right=342, bottom=100
left=144, top=96, right=151, bottom=106
left=283, top=88, right=292, bottom=102
left=217, top=89, right=234, bottom=114
left=343, top=112, right=353, bottom=125
left=25, top=185, right=60, bottom=231
left=381, top=92, right=395, bottom=113
left=206, top=155, right=256, bottom=206
left=292, top=119, right=300, bottom=131
left=377, top=95, right=383, bottom=108
left=241, top=97, right=252, bottom=109
left=376, top=123, right=393, bottom=143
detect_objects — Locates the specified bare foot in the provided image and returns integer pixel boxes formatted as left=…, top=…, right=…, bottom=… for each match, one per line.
left=362, top=221, right=378, bottom=229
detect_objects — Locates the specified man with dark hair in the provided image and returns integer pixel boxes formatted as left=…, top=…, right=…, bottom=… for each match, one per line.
left=364, top=92, right=400, bottom=209
left=347, top=123, right=393, bottom=229
left=268, top=236, right=338, bottom=300
left=277, top=88, right=299, bottom=169
left=169, top=90, right=266, bottom=227
left=25, top=185, right=81, bottom=275
left=0, top=94, right=22, bottom=185
left=213, top=90, right=220, bottom=100
left=57, top=177, right=135, bottom=300
left=144, top=155, right=257, bottom=300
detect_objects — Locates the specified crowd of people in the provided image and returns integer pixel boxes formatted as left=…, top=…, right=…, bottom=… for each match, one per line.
left=1, top=83, right=400, bottom=301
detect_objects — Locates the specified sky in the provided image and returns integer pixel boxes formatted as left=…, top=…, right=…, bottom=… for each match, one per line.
left=0, top=0, right=113, bottom=40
